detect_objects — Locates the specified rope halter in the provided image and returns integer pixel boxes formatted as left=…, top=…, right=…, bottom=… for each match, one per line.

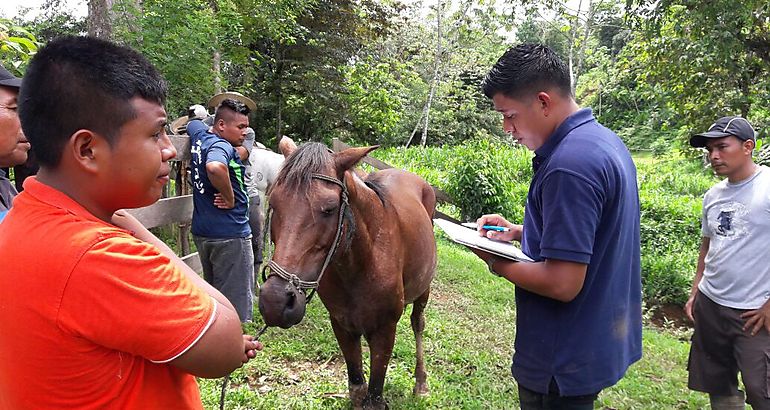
left=262, top=173, right=349, bottom=302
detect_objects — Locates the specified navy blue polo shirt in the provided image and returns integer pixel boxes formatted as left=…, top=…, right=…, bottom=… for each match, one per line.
left=188, top=120, right=251, bottom=239
left=514, top=108, right=642, bottom=395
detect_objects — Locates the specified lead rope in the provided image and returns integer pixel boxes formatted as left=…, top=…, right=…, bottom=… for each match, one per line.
left=219, top=324, right=269, bottom=410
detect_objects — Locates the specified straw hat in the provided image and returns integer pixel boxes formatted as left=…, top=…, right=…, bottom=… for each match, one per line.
left=207, top=91, right=257, bottom=112
left=169, top=115, right=190, bottom=135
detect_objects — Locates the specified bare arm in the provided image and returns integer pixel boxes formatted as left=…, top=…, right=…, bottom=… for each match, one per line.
left=471, top=248, right=586, bottom=302
left=206, top=161, right=235, bottom=209
left=494, top=256, right=586, bottom=302
left=684, top=237, right=709, bottom=322
left=111, top=211, right=259, bottom=378
left=472, top=214, right=584, bottom=301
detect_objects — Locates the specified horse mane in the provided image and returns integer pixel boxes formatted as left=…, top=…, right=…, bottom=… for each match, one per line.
left=364, top=178, right=387, bottom=205
left=273, top=142, right=333, bottom=191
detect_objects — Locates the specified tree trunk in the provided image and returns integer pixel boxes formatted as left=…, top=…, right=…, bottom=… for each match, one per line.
left=573, top=0, right=594, bottom=94
left=88, top=0, right=114, bottom=39
left=566, top=0, right=584, bottom=94
left=275, top=48, right=284, bottom=141
left=208, top=0, right=222, bottom=94
left=405, top=110, right=424, bottom=147
left=213, top=50, right=222, bottom=93
left=421, top=0, right=443, bottom=147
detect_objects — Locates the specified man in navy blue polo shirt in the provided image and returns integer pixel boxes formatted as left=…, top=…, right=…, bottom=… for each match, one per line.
left=472, top=44, right=642, bottom=409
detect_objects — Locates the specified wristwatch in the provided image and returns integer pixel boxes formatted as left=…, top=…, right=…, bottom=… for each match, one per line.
left=485, top=256, right=502, bottom=276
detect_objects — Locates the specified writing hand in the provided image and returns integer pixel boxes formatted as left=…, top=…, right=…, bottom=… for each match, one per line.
left=476, top=214, right=522, bottom=242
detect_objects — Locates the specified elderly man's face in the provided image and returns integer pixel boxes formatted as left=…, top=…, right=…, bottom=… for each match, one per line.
left=0, top=85, right=29, bottom=167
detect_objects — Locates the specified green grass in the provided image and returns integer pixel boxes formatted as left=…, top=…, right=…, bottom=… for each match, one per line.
left=199, top=238, right=709, bottom=409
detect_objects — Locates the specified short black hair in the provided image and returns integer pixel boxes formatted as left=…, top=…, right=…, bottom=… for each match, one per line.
left=18, top=36, right=167, bottom=168
left=214, top=98, right=250, bottom=123
left=481, top=43, right=572, bottom=100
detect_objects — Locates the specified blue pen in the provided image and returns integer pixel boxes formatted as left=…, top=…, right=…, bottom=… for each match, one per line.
left=461, top=222, right=510, bottom=232
left=482, top=225, right=510, bottom=232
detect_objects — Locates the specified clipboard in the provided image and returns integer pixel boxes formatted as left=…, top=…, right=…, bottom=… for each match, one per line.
left=434, top=218, right=533, bottom=262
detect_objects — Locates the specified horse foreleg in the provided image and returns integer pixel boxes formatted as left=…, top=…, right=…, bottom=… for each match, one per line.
left=330, top=318, right=367, bottom=409
left=411, top=288, right=430, bottom=396
left=363, top=322, right=397, bottom=410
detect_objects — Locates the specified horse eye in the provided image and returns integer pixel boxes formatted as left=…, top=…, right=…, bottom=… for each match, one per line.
left=320, top=206, right=337, bottom=216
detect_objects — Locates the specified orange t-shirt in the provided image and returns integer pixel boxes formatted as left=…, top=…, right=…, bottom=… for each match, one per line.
left=0, top=178, right=216, bottom=409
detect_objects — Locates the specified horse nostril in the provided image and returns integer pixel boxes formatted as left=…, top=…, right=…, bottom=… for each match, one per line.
left=285, top=291, right=296, bottom=310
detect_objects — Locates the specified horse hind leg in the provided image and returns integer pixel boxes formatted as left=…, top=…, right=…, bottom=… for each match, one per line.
left=330, top=319, right=367, bottom=409
left=411, top=288, right=430, bottom=396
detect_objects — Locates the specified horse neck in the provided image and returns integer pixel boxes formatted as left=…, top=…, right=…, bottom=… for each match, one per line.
left=332, top=170, right=384, bottom=270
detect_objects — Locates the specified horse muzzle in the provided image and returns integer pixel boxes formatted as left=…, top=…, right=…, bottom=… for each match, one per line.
left=258, top=276, right=307, bottom=329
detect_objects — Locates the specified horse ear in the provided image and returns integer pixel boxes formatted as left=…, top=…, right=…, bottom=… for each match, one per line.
left=278, top=136, right=297, bottom=157
left=334, top=145, right=379, bottom=172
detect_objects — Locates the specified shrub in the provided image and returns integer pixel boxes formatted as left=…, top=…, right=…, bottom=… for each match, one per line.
left=438, top=138, right=531, bottom=222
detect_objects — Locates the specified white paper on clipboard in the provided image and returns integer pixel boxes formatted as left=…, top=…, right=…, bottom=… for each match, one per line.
left=434, top=218, right=533, bottom=262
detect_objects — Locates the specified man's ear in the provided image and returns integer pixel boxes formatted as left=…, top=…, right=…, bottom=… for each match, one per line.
left=744, top=138, right=755, bottom=154
left=536, top=92, right=553, bottom=116
left=68, top=129, right=108, bottom=174
left=214, top=118, right=226, bottom=132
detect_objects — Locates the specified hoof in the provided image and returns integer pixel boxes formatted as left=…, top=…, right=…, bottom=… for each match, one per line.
left=362, top=395, right=389, bottom=410
left=349, top=382, right=368, bottom=409
left=413, top=382, right=429, bottom=396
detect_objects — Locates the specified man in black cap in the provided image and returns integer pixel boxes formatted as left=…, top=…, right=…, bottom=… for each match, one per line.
left=0, top=63, right=30, bottom=222
left=685, top=116, right=770, bottom=410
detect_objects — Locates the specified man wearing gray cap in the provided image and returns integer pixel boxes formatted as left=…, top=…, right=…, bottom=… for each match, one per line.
left=685, top=116, right=770, bottom=410
left=0, top=64, right=30, bottom=223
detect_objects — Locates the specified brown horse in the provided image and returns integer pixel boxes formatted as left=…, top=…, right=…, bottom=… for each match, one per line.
left=258, top=141, right=437, bottom=409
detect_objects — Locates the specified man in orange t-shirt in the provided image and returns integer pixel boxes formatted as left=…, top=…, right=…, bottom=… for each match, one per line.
left=0, top=36, right=261, bottom=408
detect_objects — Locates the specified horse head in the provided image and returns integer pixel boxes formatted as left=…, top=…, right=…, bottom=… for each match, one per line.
left=258, top=141, right=377, bottom=328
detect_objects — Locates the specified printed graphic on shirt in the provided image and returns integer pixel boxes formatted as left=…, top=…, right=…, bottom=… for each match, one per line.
left=707, top=201, right=748, bottom=250
left=191, top=139, right=204, bottom=194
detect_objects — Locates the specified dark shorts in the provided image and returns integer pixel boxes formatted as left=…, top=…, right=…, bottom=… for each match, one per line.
left=518, top=379, right=599, bottom=410
left=688, top=290, right=770, bottom=408
left=193, top=235, right=255, bottom=322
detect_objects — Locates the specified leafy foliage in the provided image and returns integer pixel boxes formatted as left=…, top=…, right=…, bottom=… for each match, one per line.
left=0, top=18, right=39, bottom=74
left=594, top=0, right=770, bottom=153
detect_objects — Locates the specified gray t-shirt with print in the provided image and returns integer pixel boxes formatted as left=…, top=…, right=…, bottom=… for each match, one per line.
left=699, top=165, right=770, bottom=309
